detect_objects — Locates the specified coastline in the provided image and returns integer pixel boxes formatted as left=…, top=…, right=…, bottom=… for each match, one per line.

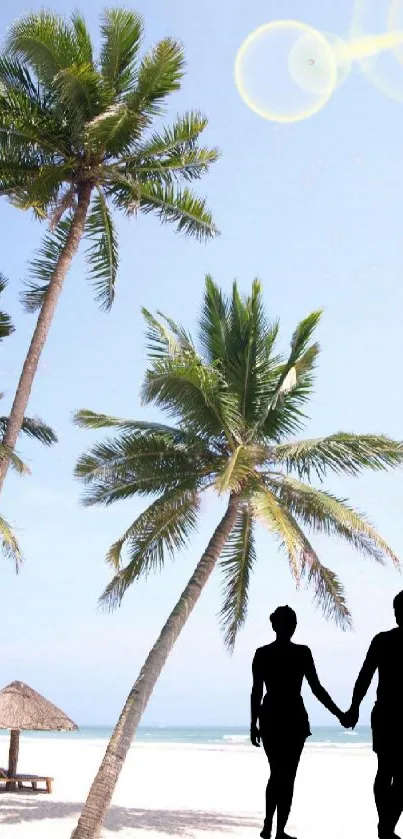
left=0, top=731, right=384, bottom=838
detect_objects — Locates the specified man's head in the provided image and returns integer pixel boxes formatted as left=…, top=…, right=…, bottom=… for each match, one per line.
left=393, top=590, right=403, bottom=626
left=270, top=605, right=297, bottom=639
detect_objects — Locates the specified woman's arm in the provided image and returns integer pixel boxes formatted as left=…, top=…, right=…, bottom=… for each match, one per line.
left=304, top=648, right=342, bottom=720
left=250, top=649, right=264, bottom=744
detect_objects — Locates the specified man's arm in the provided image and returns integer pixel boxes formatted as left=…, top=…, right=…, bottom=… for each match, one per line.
left=346, top=637, right=379, bottom=726
left=304, top=648, right=342, bottom=720
left=250, top=650, right=264, bottom=746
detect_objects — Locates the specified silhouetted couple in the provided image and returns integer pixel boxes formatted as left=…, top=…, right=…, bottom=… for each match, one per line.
left=250, top=592, right=403, bottom=839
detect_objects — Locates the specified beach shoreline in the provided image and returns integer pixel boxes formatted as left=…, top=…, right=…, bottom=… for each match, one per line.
left=0, top=734, right=388, bottom=838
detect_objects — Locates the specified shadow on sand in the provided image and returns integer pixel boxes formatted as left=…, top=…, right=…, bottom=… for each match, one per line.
left=0, top=795, right=260, bottom=833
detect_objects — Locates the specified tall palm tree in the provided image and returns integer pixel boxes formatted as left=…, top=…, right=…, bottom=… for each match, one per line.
left=71, top=278, right=403, bottom=839
left=0, top=8, right=219, bottom=493
left=0, top=274, right=56, bottom=568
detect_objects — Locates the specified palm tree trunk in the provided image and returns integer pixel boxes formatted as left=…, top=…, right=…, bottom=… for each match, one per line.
left=71, top=493, right=240, bottom=839
left=0, top=182, right=93, bottom=495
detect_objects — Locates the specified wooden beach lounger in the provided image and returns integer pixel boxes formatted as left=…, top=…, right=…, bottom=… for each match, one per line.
left=0, top=767, right=53, bottom=792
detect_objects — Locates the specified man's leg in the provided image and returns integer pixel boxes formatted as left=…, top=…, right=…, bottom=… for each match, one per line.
left=389, top=757, right=403, bottom=836
left=374, top=750, right=394, bottom=838
left=274, top=740, right=305, bottom=839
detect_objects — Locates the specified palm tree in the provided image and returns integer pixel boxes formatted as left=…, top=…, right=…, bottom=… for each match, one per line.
left=71, top=278, right=403, bottom=839
left=0, top=273, right=56, bottom=568
left=0, top=8, right=219, bottom=493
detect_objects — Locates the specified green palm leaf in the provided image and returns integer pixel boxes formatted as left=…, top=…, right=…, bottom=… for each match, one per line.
left=85, top=191, right=118, bottom=310
left=74, top=428, right=213, bottom=502
left=7, top=11, right=87, bottom=87
left=129, top=38, right=185, bottom=116
left=100, top=487, right=200, bottom=609
left=0, top=444, right=29, bottom=475
left=218, top=505, right=256, bottom=650
left=0, top=513, right=23, bottom=572
left=0, top=274, right=14, bottom=340
left=265, top=474, right=399, bottom=566
left=100, top=9, right=143, bottom=95
left=252, top=485, right=351, bottom=627
left=0, top=416, right=58, bottom=447
left=142, top=355, right=241, bottom=443
left=270, top=434, right=403, bottom=481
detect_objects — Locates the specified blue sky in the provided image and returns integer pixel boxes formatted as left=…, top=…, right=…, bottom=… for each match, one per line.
left=0, top=0, right=402, bottom=728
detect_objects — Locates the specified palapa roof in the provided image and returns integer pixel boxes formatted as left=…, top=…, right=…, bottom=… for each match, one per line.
left=0, top=681, right=78, bottom=731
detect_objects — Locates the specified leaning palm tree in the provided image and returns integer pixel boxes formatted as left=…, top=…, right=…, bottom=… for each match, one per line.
left=0, top=274, right=56, bottom=568
left=0, top=8, right=219, bottom=493
left=71, top=278, right=403, bottom=839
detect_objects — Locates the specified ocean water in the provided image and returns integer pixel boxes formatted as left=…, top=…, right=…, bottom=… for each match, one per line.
left=0, top=726, right=372, bottom=748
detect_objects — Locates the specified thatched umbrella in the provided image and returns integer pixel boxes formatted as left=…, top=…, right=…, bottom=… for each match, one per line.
left=0, top=681, right=78, bottom=788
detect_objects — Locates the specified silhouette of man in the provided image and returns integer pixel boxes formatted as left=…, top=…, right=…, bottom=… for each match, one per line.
left=250, top=606, right=343, bottom=839
left=344, top=590, right=403, bottom=839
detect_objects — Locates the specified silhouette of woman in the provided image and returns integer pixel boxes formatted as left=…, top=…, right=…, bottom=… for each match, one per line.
left=250, top=606, right=343, bottom=839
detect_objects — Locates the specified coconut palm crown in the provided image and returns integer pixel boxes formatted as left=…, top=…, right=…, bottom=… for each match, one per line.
left=75, top=278, right=403, bottom=648
left=0, top=8, right=219, bottom=313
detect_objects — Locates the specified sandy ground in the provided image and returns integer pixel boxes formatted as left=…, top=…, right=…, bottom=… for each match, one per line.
left=0, top=737, right=396, bottom=839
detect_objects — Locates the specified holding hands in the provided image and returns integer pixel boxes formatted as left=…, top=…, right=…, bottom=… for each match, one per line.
left=338, top=706, right=359, bottom=730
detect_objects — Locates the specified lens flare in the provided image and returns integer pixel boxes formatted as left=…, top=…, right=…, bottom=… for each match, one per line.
left=351, top=0, right=403, bottom=102
left=235, top=8, right=403, bottom=122
left=234, top=20, right=338, bottom=123
left=289, top=31, right=352, bottom=93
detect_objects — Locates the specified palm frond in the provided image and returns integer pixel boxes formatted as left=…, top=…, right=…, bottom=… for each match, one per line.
left=111, top=174, right=219, bottom=240
left=218, top=505, right=256, bottom=651
left=85, top=191, right=118, bottom=310
left=0, top=444, right=29, bottom=475
left=74, top=408, right=185, bottom=438
left=142, top=307, right=193, bottom=359
left=141, top=354, right=242, bottom=443
left=300, top=551, right=351, bottom=628
left=0, top=273, right=14, bottom=340
left=74, top=428, right=212, bottom=502
left=99, top=487, right=200, bottom=609
left=138, top=181, right=219, bottom=240
left=0, top=416, right=57, bottom=446
left=252, top=485, right=302, bottom=582
left=199, top=275, right=230, bottom=364
left=71, top=12, right=93, bottom=66
left=53, top=63, right=106, bottom=132
left=0, top=513, right=23, bottom=572
left=254, top=312, right=322, bottom=437
left=131, top=111, right=210, bottom=157
left=85, top=102, right=142, bottom=155
left=252, top=485, right=351, bottom=627
left=128, top=38, right=185, bottom=117
left=270, top=434, right=403, bottom=481
left=265, top=474, right=400, bottom=567
left=6, top=11, right=85, bottom=87
left=215, top=445, right=266, bottom=494
left=100, top=9, right=143, bottom=95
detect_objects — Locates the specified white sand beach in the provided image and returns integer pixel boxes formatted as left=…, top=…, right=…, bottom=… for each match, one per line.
left=0, top=737, right=391, bottom=839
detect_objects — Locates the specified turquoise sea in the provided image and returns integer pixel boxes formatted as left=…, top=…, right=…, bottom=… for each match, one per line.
left=0, top=726, right=372, bottom=748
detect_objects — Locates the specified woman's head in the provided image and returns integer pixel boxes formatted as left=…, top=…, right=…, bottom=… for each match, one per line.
left=270, top=605, right=297, bottom=639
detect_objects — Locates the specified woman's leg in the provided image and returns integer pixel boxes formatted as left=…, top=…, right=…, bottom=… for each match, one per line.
left=261, top=739, right=278, bottom=837
left=274, top=740, right=305, bottom=838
